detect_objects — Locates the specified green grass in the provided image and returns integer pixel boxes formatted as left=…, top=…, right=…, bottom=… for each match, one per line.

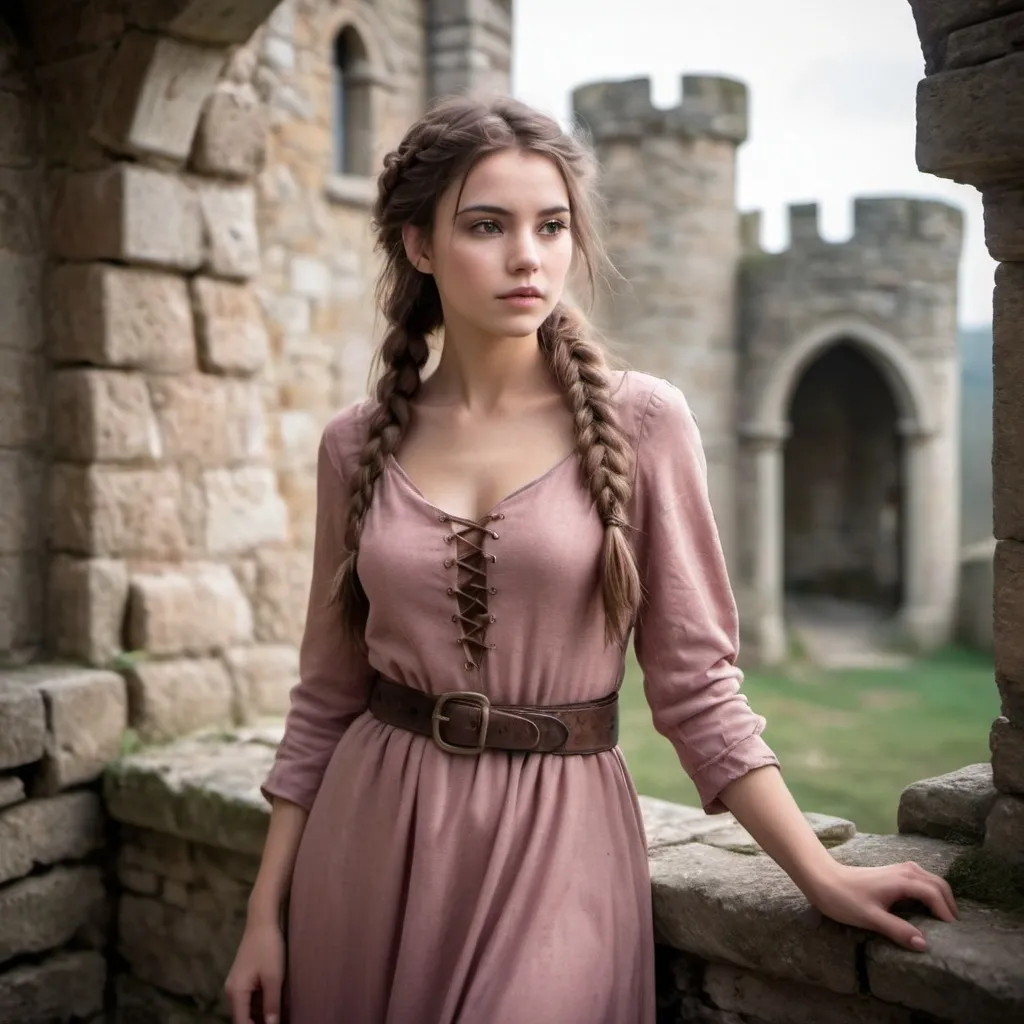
left=618, top=646, right=1000, bottom=835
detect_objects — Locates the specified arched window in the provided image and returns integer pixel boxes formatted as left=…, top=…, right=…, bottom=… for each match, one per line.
left=332, top=26, right=373, bottom=177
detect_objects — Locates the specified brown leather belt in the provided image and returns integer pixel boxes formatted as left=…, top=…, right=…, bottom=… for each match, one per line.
left=368, top=675, right=619, bottom=755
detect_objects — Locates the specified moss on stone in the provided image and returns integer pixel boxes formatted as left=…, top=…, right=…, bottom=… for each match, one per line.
left=945, top=846, right=1024, bottom=916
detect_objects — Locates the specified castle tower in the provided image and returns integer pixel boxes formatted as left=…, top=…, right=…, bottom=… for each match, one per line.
left=737, top=198, right=964, bottom=660
left=572, top=75, right=749, bottom=569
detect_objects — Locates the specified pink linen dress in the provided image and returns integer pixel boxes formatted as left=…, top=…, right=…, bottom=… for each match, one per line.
left=261, top=369, right=780, bottom=1023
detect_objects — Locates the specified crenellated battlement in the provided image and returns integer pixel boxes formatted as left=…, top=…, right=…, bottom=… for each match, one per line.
left=572, top=74, right=748, bottom=145
left=740, top=196, right=964, bottom=259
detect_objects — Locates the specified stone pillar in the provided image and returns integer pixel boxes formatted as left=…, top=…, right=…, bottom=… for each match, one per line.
left=908, top=0, right=1024, bottom=862
left=745, top=429, right=787, bottom=665
left=428, top=0, right=513, bottom=99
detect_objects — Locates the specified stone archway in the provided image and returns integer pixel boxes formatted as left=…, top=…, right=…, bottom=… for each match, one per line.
left=741, top=317, right=954, bottom=664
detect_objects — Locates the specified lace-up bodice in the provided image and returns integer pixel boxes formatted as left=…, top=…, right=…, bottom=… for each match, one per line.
left=435, top=511, right=503, bottom=671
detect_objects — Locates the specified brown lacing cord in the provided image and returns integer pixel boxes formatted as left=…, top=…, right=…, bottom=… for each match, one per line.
left=440, top=512, right=501, bottom=670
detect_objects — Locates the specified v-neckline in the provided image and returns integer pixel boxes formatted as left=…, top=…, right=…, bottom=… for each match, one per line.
left=386, top=450, right=578, bottom=524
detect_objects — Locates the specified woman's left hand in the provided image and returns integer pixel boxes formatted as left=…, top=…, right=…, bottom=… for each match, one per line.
left=805, top=861, right=959, bottom=951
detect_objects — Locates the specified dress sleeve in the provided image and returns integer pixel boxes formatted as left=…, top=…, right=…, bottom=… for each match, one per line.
left=630, top=380, right=780, bottom=814
left=260, top=428, right=374, bottom=810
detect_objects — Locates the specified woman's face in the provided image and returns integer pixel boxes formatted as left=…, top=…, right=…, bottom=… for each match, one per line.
left=405, top=148, right=574, bottom=341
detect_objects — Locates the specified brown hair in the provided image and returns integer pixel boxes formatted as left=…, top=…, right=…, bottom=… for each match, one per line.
left=333, top=95, right=641, bottom=646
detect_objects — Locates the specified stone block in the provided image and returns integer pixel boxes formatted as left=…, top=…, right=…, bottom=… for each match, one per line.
left=126, top=658, right=234, bottom=741
left=197, top=182, right=260, bottom=279
left=703, top=964, right=916, bottom=1024
left=94, top=30, right=226, bottom=162
left=126, top=0, right=283, bottom=46
left=0, top=675, right=45, bottom=771
left=0, top=168, right=43, bottom=254
left=0, top=776, right=24, bottom=809
left=50, top=164, right=202, bottom=270
left=203, top=468, right=288, bottom=555
left=148, top=374, right=267, bottom=465
left=119, top=890, right=246, bottom=1003
left=991, top=717, right=1024, bottom=794
left=993, top=265, right=1024, bottom=540
left=128, top=564, right=254, bottom=656
left=984, top=185, right=1024, bottom=261
left=830, top=832, right=964, bottom=877
left=225, top=644, right=298, bottom=720
left=0, top=951, right=106, bottom=1024
left=115, top=974, right=224, bottom=1024
left=51, top=369, right=162, bottom=463
left=49, top=464, right=188, bottom=559
left=25, top=665, right=128, bottom=793
left=252, top=547, right=311, bottom=643
left=897, top=763, right=998, bottom=842
left=0, top=866, right=107, bottom=964
left=104, top=731, right=275, bottom=856
left=0, top=349, right=46, bottom=447
left=0, top=792, right=106, bottom=886
left=867, top=901, right=1024, bottom=1023
left=191, top=276, right=269, bottom=375
left=0, top=451, right=44, bottom=554
left=191, top=83, right=267, bottom=180
left=48, top=556, right=129, bottom=666
left=0, top=252, right=43, bottom=351
left=984, top=793, right=1024, bottom=864
left=0, top=553, right=44, bottom=654
left=916, top=53, right=1024, bottom=185
left=34, top=48, right=116, bottom=170
left=946, top=12, right=1024, bottom=73
left=994, top=539, right=1024, bottom=683
left=649, top=842, right=859, bottom=994
left=48, top=263, right=196, bottom=373
left=997, top=672, right=1024, bottom=725
left=120, top=828, right=195, bottom=883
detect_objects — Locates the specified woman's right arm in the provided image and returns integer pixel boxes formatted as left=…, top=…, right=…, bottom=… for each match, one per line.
left=226, top=416, right=374, bottom=1024
left=246, top=798, right=309, bottom=929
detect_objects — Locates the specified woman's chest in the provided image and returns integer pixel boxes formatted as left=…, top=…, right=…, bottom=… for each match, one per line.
left=356, top=465, right=606, bottom=613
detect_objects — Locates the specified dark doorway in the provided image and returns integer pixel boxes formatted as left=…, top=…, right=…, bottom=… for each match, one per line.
left=783, top=342, right=903, bottom=611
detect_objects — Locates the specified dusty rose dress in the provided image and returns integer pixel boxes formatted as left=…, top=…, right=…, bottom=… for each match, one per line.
left=261, top=370, right=779, bottom=1023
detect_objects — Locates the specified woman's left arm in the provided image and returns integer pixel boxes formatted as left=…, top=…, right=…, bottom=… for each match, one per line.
left=719, top=764, right=958, bottom=950
left=629, top=379, right=957, bottom=953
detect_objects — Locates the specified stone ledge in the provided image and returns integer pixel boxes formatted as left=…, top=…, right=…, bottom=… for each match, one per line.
left=103, top=727, right=282, bottom=856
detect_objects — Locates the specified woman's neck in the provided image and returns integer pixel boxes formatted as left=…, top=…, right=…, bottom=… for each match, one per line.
left=421, top=326, right=557, bottom=413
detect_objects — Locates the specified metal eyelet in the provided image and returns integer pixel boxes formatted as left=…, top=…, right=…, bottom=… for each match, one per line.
left=489, top=615, right=497, bottom=623
left=438, top=514, right=449, bottom=522
left=447, top=587, right=455, bottom=596
left=464, top=662, right=474, bottom=671
left=490, top=532, right=499, bottom=540
left=451, top=614, right=458, bottom=623
left=489, top=555, right=497, bottom=564
left=444, top=558, right=453, bottom=568
left=489, top=586, right=497, bottom=595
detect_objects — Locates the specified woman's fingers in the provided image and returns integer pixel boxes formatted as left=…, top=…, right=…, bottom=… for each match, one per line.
left=226, top=975, right=256, bottom=1024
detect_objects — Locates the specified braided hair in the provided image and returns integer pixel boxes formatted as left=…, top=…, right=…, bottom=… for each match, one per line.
left=334, top=95, right=641, bottom=647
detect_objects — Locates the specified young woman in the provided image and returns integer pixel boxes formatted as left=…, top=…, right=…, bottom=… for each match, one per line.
left=225, top=95, right=957, bottom=1024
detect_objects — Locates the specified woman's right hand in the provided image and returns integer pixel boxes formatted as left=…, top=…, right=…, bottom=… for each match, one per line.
left=225, top=919, right=286, bottom=1024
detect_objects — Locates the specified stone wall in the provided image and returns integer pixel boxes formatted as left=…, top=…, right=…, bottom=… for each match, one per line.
left=0, top=15, right=46, bottom=663
left=101, top=734, right=1024, bottom=1023
left=0, top=665, right=126, bottom=1024
left=907, top=0, right=1024, bottom=865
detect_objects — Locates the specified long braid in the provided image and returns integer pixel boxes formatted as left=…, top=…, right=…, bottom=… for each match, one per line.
left=333, top=317, right=431, bottom=647
left=540, top=303, right=642, bottom=644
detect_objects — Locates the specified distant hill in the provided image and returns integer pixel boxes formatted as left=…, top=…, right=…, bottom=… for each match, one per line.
left=959, top=324, right=993, bottom=546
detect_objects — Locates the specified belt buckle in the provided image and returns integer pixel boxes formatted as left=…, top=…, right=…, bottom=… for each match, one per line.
left=432, top=691, right=490, bottom=754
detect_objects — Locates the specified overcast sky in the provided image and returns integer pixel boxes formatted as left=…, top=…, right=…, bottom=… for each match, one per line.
left=511, top=0, right=995, bottom=328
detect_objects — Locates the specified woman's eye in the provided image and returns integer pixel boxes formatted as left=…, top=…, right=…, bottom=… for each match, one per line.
left=472, top=220, right=502, bottom=234
left=540, top=220, right=568, bottom=235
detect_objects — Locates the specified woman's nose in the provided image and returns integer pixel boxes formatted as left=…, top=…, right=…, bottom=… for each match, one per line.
left=508, top=231, right=541, bottom=273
